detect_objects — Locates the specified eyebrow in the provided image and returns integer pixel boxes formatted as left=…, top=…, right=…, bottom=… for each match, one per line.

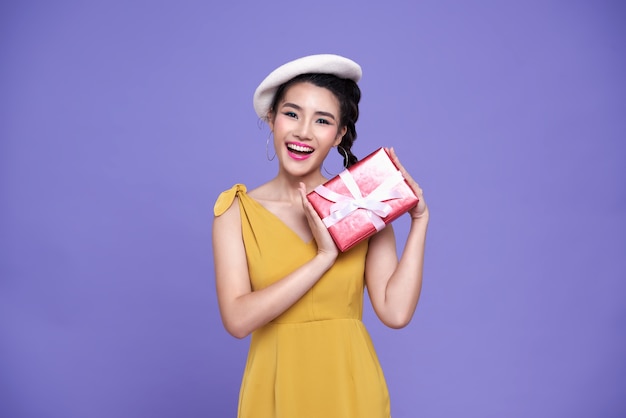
left=281, top=102, right=338, bottom=121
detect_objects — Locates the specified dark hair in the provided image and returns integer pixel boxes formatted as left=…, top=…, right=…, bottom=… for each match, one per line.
left=269, top=73, right=361, bottom=168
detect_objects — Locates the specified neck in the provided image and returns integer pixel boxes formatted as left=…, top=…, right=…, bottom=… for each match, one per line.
left=272, top=169, right=328, bottom=201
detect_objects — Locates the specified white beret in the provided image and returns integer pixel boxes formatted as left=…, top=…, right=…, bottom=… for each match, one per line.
left=253, top=54, right=362, bottom=120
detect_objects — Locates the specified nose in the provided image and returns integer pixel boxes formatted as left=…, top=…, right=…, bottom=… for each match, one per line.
left=293, top=120, right=313, bottom=141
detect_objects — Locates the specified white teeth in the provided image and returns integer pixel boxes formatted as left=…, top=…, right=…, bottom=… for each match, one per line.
left=287, top=143, right=314, bottom=153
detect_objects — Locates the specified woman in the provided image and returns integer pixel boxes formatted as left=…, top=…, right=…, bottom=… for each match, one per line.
left=213, top=54, right=429, bottom=417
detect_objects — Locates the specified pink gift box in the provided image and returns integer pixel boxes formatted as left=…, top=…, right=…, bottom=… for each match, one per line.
left=307, top=148, right=419, bottom=252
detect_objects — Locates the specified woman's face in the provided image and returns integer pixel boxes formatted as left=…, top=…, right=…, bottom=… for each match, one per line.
left=269, top=82, right=347, bottom=177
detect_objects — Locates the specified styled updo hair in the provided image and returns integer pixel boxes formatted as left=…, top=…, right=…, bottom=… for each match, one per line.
left=268, top=73, right=361, bottom=168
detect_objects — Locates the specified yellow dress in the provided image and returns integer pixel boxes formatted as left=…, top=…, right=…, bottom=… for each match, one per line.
left=214, top=184, right=391, bottom=418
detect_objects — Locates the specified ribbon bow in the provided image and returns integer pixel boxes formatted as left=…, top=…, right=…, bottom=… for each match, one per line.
left=313, top=169, right=405, bottom=232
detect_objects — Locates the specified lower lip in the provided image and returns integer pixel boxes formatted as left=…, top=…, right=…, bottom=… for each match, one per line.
left=287, top=149, right=313, bottom=161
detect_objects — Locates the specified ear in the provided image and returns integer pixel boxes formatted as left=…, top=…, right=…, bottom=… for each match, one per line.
left=334, top=126, right=347, bottom=146
left=267, top=111, right=275, bottom=131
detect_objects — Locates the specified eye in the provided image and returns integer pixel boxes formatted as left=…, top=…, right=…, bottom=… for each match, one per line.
left=316, top=118, right=331, bottom=125
left=283, top=111, right=297, bottom=119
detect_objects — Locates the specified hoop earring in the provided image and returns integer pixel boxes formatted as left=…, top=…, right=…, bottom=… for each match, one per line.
left=266, top=133, right=276, bottom=161
left=322, top=145, right=349, bottom=177
left=337, top=145, right=349, bottom=169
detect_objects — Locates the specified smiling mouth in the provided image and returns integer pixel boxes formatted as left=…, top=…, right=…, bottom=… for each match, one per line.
left=286, top=143, right=314, bottom=155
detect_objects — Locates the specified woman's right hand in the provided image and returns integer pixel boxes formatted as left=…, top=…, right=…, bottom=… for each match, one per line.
left=299, top=182, right=339, bottom=261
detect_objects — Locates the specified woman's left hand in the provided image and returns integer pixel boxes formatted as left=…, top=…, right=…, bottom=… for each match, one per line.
left=387, top=147, right=429, bottom=220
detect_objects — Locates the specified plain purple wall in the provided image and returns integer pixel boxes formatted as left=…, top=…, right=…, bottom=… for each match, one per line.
left=1, top=1, right=624, bottom=417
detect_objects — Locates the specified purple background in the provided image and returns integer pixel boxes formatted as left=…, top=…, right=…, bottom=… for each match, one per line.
left=1, top=1, right=624, bottom=417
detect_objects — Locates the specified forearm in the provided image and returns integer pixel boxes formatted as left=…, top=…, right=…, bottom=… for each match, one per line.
left=381, top=215, right=429, bottom=327
left=220, top=252, right=335, bottom=338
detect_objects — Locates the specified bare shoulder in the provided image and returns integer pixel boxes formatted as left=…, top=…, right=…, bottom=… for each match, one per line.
left=247, top=181, right=275, bottom=202
left=247, top=181, right=290, bottom=212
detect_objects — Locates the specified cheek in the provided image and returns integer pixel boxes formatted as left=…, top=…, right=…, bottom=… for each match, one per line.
left=272, top=117, right=289, bottom=133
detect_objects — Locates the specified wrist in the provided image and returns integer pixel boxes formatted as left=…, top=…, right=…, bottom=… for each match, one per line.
left=410, top=210, right=429, bottom=222
left=315, top=250, right=338, bottom=270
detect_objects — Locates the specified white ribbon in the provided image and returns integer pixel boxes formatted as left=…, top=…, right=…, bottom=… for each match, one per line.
left=313, top=169, right=405, bottom=232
